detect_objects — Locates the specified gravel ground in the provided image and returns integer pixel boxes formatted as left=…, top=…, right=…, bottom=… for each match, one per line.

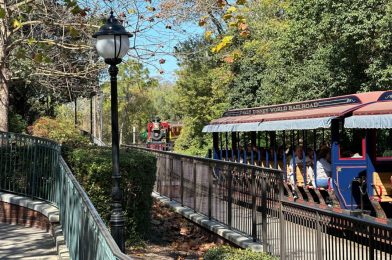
left=127, top=199, right=227, bottom=259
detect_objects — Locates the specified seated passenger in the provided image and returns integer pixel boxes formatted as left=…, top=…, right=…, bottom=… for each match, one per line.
left=288, top=146, right=311, bottom=184
left=316, top=147, right=332, bottom=188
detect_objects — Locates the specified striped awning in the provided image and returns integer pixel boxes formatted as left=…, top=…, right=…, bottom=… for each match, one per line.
left=344, top=114, right=392, bottom=129
left=202, top=117, right=334, bottom=133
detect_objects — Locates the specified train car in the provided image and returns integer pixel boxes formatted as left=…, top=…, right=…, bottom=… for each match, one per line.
left=147, top=117, right=182, bottom=150
left=203, top=91, right=392, bottom=220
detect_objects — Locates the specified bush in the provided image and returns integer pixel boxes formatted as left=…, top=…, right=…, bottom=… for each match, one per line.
left=29, top=117, right=89, bottom=147
left=204, top=246, right=278, bottom=260
left=64, top=146, right=156, bottom=244
left=9, top=112, right=28, bottom=133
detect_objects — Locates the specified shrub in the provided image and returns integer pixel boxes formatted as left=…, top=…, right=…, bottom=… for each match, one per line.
left=204, top=245, right=278, bottom=260
left=9, top=112, right=28, bottom=133
left=29, top=117, right=89, bottom=147
left=64, top=146, right=156, bottom=244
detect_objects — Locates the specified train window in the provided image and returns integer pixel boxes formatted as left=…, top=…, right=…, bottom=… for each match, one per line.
left=376, top=129, right=392, bottom=158
left=339, top=129, right=366, bottom=159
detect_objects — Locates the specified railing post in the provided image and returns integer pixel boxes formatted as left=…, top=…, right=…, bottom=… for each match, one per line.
left=31, top=139, right=37, bottom=198
left=369, top=226, right=375, bottom=260
left=180, top=159, right=184, bottom=206
left=227, top=167, right=232, bottom=229
left=169, top=157, right=173, bottom=200
left=193, top=160, right=197, bottom=212
left=316, top=211, right=323, bottom=260
left=251, top=168, right=257, bottom=242
left=208, top=162, right=212, bottom=220
left=279, top=171, right=286, bottom=260
left=261, top=173, right=268, bottom=252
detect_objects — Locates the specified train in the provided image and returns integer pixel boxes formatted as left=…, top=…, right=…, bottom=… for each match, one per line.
left=203, top=91, right=392, bottom=220
left=146, top=117, right=182, bottom=150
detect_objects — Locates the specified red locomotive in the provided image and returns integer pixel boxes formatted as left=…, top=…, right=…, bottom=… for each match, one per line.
left=147, top=117, right=182, bottom=150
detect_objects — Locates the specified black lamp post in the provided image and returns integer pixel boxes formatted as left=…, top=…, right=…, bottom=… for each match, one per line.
left=93, top=11, right=132, bottom=252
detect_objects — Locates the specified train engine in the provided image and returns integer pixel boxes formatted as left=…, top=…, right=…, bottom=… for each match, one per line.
left=147, top=117, right=182, bottom=150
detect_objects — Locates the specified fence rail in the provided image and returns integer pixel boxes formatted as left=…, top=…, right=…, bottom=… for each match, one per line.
left=126, top=145, right=392, bottom=260
left=0, top=132, right=131, bottom=260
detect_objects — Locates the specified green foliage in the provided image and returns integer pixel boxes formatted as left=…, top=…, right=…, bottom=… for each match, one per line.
left=172, top=38, right=231, bottom=155
left=30, top=117, right=89, bottom=146
left=204, top=246, right=278, bottom=260
left=260, top=0, right=392, bottom=103
left=101, top=60, right=159, bottom=144
left=8, top=112, right=27, bottom=133
left=64, top=146, right=156, bottom=244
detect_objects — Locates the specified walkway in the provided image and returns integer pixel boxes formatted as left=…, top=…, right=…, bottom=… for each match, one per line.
left=0, top=223, right=58, bottom=260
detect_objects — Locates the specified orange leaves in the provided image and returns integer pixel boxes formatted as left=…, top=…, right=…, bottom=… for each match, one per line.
left=223, top=49, right=242, bottom=64
left=238, top=22, right=248, bottom=31
left=240, top=30, right=250, bottom=38
left=198, top=16, right=208, bottom=26
left=238, top=22, right=250, bottom=38
left=223, top=56, right=234, bottom=63
left=217, top=0, right=225, bottom=8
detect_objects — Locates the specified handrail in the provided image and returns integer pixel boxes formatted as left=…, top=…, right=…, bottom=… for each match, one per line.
left=123, top=144, right=283, bottom=174
left=0, top=131, right=131, bottom=260
left=58, top=157, right=131, bottom=260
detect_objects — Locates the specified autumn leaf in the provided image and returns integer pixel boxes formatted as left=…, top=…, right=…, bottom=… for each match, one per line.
left=223, top=56, right=234, bottom=63
left=223, top=13, right=232, bottom=21
left=217, top=0, right=225, bottom=8
left=226, top=6, right=237, bottom=13
left=27, top=38, right=36, bottom=45
left=229, top=21, right=238, bottom=28
left=0, top=8, right=5, bottom=19
left=212, top=35, right=233, bottom=53
left=198, top=16, right=208, bottom=26
left=33, top=53, right=43, bottom=63
left=238, top=23, right=248, bottom=31
left=159, top=59, right=166, bottom=64
left=12, top=19, right=22, bottom=29
left=146, top=6, right=156, bottom=12
left=204, top=31, right=213, bottom=41
left=240, top=30, right=250, bottom=38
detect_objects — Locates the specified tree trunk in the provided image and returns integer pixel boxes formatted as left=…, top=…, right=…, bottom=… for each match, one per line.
left=0, top=0, right=9, bottom=132
left=0, top=75, right=8, bottom=132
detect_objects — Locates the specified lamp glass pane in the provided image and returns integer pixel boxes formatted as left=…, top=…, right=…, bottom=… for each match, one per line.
left=96, top=35, right=130, bottom=59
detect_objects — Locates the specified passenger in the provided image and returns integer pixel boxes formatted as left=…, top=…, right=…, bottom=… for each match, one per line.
left=316, top=147, right=332, bottom=188
left=288, top=146, right=311, bottom=195
left=306, top=147, right=314, bottom=162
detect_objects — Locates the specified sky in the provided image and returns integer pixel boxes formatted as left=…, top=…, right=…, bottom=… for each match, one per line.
left=91, top=1, right=204, bottom=83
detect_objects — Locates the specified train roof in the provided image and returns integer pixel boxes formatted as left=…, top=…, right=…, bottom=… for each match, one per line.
left=203, top=91, right=392, bottom=132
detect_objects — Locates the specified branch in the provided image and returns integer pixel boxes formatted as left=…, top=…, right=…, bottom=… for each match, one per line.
left=8, top=0, right=36, bottom=12
left=10, top=20, right=100, bottom=36
left=25, top=39, right=93, bottom=50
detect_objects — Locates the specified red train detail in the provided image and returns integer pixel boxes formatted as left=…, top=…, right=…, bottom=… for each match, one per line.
left=147, top=117, right=182, bottom=150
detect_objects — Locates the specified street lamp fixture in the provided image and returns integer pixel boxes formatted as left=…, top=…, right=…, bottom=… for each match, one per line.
left=93, top=11, right=132, bottom=252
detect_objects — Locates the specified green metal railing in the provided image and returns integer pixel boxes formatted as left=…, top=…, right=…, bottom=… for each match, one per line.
left=0, top=132, right=131, bottom=260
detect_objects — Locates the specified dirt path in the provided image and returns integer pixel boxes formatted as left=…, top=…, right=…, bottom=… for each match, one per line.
left=127, top=199, right=227, bottom=259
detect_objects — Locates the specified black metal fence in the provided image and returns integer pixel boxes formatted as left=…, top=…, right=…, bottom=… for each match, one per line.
left=127, top=145, right=392, bottom=260
left=0, top=132, right=131, bottom=260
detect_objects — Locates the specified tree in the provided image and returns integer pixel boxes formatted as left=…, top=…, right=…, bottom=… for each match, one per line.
left=101, top=60, right=158, bottom=144
left=0, top=0, right=100, bottom=131
left=261, top=0, right=392, bottom=103
left=173, top=37, right=231, bottom=155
